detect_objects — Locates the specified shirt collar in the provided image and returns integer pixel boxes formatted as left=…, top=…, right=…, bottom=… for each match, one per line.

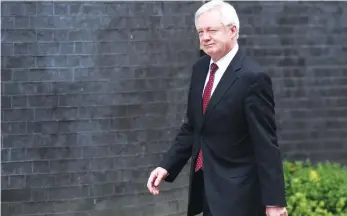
left=209, top=43, right=239, bottom=72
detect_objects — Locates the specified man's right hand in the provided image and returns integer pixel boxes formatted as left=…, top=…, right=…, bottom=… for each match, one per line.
left=147, top=167, right=168, bottom=195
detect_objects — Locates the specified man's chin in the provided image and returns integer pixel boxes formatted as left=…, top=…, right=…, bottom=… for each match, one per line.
left=204, top=50, right=217, bottom=57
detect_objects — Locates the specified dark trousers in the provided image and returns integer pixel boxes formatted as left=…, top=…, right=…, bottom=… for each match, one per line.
left=198, top=170, right=212, bottom=216
left=203, top=188, right=212, bottom=216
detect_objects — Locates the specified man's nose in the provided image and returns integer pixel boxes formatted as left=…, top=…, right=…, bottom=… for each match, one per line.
left=201, top=32, right=211, bottom=41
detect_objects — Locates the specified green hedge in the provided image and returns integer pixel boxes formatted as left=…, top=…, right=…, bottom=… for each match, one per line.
left=283, top=160, right=347, bottom=216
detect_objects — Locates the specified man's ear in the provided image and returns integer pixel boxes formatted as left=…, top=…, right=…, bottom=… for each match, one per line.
left=229, top=25, right=237, bottom=38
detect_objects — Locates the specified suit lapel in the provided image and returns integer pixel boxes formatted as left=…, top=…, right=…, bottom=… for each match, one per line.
left=200, top=48, right=245, bottom=129
left=193, top=57, right=210, bottom=128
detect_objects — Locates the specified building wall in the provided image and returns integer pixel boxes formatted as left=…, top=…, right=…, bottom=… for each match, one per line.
left=1, top=1, right=347, bottom=216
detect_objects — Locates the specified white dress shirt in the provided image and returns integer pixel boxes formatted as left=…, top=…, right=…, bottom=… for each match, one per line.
left=203, top=43, right=239, bottom=95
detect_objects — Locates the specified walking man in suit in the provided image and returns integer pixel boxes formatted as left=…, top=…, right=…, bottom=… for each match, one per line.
left=147, top=1, right=288, bottom=216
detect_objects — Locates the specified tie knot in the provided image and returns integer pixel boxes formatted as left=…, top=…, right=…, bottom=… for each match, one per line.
left=210, top=63, right=218, bottom=74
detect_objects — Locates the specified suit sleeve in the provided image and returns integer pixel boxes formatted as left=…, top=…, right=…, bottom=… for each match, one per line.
left=244, top=72, right=287, bottom=206
left=158, top=68, right=195, bottom=182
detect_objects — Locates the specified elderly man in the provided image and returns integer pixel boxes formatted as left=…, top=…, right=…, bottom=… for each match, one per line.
left=147, top=1, right=288, bottom=216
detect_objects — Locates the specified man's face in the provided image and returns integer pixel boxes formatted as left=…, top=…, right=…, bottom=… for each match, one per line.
left=196, top=9, right=236, bottom=61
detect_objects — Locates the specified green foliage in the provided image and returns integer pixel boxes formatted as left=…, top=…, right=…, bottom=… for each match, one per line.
left=283, top=160, right=347, bottom=216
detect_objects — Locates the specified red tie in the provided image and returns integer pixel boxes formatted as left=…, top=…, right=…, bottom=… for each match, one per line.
left=195, top=63, right=218, bottom=172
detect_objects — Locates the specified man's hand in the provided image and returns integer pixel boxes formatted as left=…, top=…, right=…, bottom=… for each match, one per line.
left=266, top=206, right=288, bottom=216
left=147, top=167, right=168, bottom=195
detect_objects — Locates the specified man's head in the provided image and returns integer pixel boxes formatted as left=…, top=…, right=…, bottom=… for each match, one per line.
left=195, top=0, right=239, bottom=62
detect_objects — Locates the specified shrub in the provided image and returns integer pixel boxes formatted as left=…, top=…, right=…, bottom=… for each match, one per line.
left=283, top=160, right=347, bottom=216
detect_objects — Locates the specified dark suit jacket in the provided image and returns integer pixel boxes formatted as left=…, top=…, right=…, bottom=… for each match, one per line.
left=159, top=47, right=286, bottom=216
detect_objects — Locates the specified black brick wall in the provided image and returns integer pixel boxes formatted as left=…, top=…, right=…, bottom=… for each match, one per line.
left=1, top=1, right=347, bottom=216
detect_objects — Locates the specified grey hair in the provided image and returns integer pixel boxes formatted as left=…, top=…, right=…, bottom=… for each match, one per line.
left=194, top=0, right=240, bottom=39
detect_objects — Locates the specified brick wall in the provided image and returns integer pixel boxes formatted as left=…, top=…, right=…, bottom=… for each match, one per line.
left=1, top=1, right=347, bottom=216
left=231, top=1, right=347, bottom=163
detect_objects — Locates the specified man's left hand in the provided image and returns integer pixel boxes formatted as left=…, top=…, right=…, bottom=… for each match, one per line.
left=266, top=206, right=288, bottom=216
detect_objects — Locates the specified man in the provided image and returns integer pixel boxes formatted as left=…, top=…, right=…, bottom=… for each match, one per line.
left=147, top=1, right=288, bottom=216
